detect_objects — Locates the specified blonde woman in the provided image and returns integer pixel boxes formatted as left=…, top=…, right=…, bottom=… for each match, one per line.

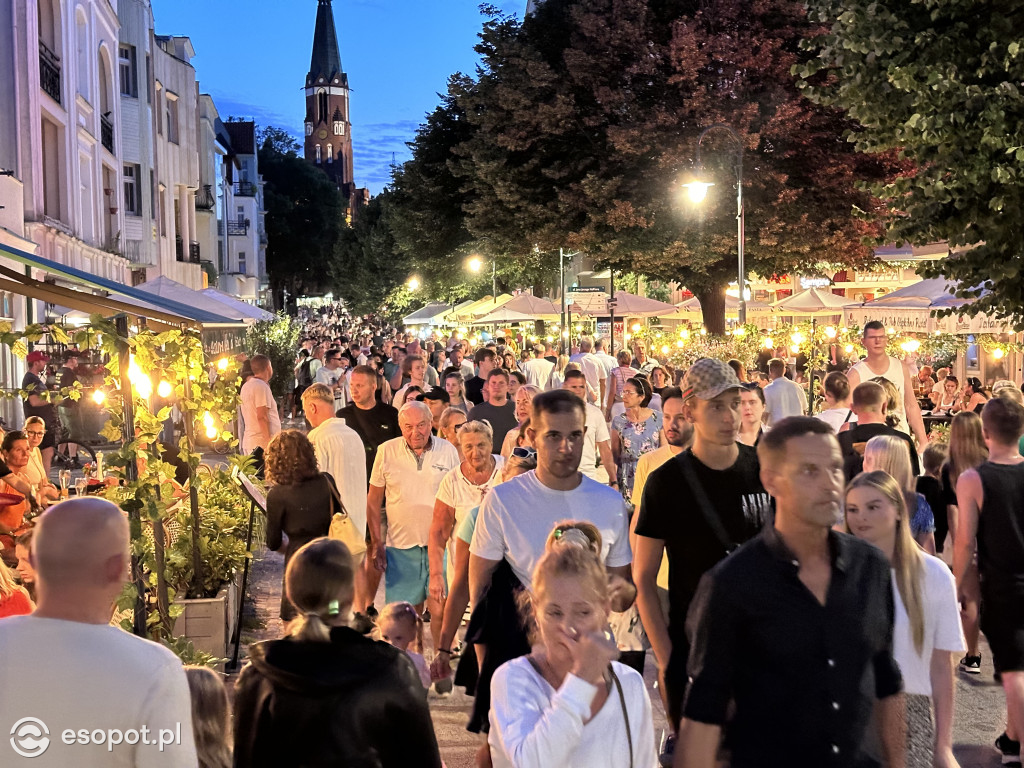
left=0, top=560, right=32, bottom=618
left=233, top=538, right=442, bottom=767
left=546, top=354, right=570, bottom=390
left=862, top=434, right=936, bottom=554
left=185, top=666, right=232, bottom=768
left=845, top=471, right=964, bottom=768
left=501, top=385, right=541, bottom=458
left=22, top=416, right=59, bottom=504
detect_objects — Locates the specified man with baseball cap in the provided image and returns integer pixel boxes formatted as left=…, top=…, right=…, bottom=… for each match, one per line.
left=634, top=357, right=772, bottom=760
left=22, top=350, right=57, bottom=474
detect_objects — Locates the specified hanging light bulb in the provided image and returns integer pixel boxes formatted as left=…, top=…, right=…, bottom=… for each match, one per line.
left=91, top=389, right=106, bottom=405
left=202, top=411, right=215, bottom=429
left=845, top=344, right=854, bottom=353
left=157, top=380, right=173, bottom=398
left=900, top=339, right=921, bottom=353
left=762, top=337, right=774, bottom=349
left=661, top=345, right=669, bottom=355
left=205, top=425, right=219, bottom=440
left=993, top=347, right=1006, bottom=360
left=676, top=339, right=685, bottom=348
left=825, top=326, right=837, bottom=339
left=217, top=357, right=229, bottom=372
left=791, top=331, right=806, bottom=345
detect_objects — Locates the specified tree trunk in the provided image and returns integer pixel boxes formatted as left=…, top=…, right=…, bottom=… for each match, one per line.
left=695, top=283, right=727, bottom=336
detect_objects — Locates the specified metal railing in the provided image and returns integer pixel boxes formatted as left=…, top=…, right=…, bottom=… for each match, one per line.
left=39, top=42, right=61, bottom=104
left=120, top=239, right=157, bottom=266
left=100, top=114, right=114, bottom=153
left=195, top=184, right=215, bottom=210
left=188, top=241, right=200, bottom=264
left=233, top=181, right=257, bottom=197
left=218, top=220, right=249, bottom=236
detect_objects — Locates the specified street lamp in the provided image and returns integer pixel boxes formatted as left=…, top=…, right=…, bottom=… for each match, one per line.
left=684, top=123, right=747, bottom=325
left=407, top=276, right=420, bottom=291
left=467, top=255, right=496, bottom=298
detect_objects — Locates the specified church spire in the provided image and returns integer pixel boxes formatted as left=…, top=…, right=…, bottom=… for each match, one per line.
left=306, top=0, right=346, bottom=87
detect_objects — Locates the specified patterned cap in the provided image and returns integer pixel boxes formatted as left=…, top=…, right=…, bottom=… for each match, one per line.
left=681, top=358, right=743, bottom=400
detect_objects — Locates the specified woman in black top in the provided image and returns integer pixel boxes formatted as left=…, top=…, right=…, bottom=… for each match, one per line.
left=234, top=538, right=442, bottom=767
left=265, top=430, right=335, bottom=621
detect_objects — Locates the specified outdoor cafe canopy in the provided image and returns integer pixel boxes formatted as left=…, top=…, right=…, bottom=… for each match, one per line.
left=843, top=276, right=1002, bottom=335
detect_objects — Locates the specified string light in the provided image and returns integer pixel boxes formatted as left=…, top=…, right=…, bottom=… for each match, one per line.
left=733, top=327, right=746, bottom=337
left=993, top=347, right=1006, bottom=360
left=217, top=357, right=229, bottom=372
left=845, top=344, right=854, bottom=353
left=661, top=345, right=670, bottom=355
left=791, top=331, right=805, bottom=345
left=900, top=339, right=921, bottom=353
left=127, top=357, right=153, bottom=399
left=91, top=389, right=106, bottom=405
left=825, top=326, right=837, bottom=339
left=157, top=380, right=173, bottom=398
left=762, top=337, right=774, bottom=349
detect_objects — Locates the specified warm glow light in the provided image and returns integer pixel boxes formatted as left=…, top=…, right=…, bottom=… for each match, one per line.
left=575, top=324, right=582, bottom=331
left=791, top=345, right=801, bottom=354
left=661, top=345, right=670, bottom=355
left=887, top=327, right=896, bottom=335
left=467, top=257, right=483, bottom=273
left=993, top=347, right=1006, bottom=360
left=700, top=327, right=707, bottom=336
left=157, top=380, right=173, bottom=398
left=900, top=339, right=921, bottom=353
left=217, top=357, right=229, bottom=371
left=683, top=181, right=714, bottom=203
left=733, top=327, right=746, bottom=337
left=562, top=331, right=569, bottom=338
left=91, top=389, right=106, bottom=405
left=825, top=326, right=837, bottom=339
left=762, top=337, right=774, bottom=349
left=128, top=357, right=153, bottom=399
left=791, top=331, right=806, bottom=344
left=681, top=329, right=690, bottom=340
left=676, top=340, right=685, bottom=348
left=205, top=425, right=219, bottom=440
left=202, top=411, right=215, bottom=429
left=845, top=344, right=855, bottom=353
left=407, top=277, right=421, bottom=291
left=631, top=323, right=641, bottom=333
left=545, top=336, right=554, bottom=343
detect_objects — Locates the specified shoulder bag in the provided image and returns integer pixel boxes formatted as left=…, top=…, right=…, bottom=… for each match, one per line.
left=611, top=666, right=634, bottom=768
left=325, top=474, right=367, bottom=558
left=678, top=451, right=737, bottom=556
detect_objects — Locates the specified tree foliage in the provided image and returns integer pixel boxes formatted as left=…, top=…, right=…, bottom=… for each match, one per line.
left=385, top=0, right=897, bottom=333
left=798, top=0, right=1024, bottom=328
left=258, top=130, right=343, bottom=312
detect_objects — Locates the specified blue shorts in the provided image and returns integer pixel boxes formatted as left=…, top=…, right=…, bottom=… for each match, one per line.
left=385, top=545, right=429, bottom=606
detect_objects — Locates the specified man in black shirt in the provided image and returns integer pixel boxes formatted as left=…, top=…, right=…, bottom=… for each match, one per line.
left=465, top=348, right=496, bottom=406
left=22, top=350, right=56, bottom=473
left=336, top=365, right=399, bottom=616
left=467, top=368, right=517, bottom=454
left=678, top=417, right=904, bottom=768
left=635, top=358, right=771, bottom=733
left=839, top=381, right=920, bottom=481
left=57, top=350, right=81, bottom=464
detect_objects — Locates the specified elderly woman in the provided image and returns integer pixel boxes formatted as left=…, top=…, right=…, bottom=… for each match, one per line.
left=501, top=384, right=541, bottom=458
left=438, top=407, right=468, bottom=460
left=429, top=420, right=505, bottom=650
left=265, top=429, right=336, bottom=621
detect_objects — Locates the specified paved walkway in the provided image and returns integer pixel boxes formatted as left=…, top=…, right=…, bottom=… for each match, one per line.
left=235, top=547, right=1011, bottom=768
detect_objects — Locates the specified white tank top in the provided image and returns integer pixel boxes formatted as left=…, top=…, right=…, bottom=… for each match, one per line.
left=851, top=356, right=910, bottom=434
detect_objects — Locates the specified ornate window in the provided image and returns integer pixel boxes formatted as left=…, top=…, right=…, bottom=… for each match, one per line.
left=333, top=120, right=344, bottom=136
left=317, top=90, right=328, bottom=123
left=305, top=122, right=312, bottom=136
left=326, top=144, right=333, bottom=163
left=315, top=145, right=321, bottom=164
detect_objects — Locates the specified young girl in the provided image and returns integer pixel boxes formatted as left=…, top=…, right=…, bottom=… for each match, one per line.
left=845, top=471, right=965, bottom=768
left=378, top=601, right=431, bottom=690
left=488, top=521, right=657, bottom=768
left=185, top=667, right=232, bottom=768
left=862, top=434, right=937, bottom=554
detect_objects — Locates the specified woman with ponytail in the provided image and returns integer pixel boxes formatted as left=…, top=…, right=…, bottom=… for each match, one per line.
left=845, top=471, right=965, bottom=768
left=232, top=538, right=442, bottom=767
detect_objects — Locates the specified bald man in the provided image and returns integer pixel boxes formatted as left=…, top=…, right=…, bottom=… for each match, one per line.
left=0, top=499, right=198, bottom=767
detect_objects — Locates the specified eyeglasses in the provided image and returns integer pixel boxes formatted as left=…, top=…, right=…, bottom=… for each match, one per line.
left=25, top=430, right=44, bottom=437
left=452, top=422, right=467, bottom=432
left=511, top=446, right=537, bottom=459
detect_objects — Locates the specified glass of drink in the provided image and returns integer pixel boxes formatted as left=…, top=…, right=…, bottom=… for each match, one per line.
left=58, top=469, right=72, bottom=500
left=75, top=477, right=88, bottom=497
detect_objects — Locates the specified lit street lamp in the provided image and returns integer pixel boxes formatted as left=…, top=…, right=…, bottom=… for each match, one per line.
left=467, top=255, right=496, bottom=298
left=407, top=276, right=421, bottom=291
left=683, top=124, right=747, bottom=325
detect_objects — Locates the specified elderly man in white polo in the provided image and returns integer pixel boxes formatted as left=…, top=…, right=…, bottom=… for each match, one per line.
left=367, top=401, right=459, bottom=612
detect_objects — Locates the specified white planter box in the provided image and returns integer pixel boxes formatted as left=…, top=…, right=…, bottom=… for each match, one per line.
left=172, top=571, right=241, bottom=669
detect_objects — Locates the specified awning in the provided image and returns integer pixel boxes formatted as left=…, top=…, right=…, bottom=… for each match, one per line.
left=199, top=288, right=276, bottom=321
left=403, top=302, right=452, bottom=326
left=0, top=241, right=235, bottom=326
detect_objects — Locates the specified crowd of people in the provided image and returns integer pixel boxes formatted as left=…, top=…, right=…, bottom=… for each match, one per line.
left=2, top=306, right=1024, bottom=768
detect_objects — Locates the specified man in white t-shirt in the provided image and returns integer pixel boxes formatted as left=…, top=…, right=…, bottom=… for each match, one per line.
left=563, top=370, right=616, bottom=485
left=302, top=383, right=370, bottom=612
left=0, top=498, right=198, bottom=767
left=520, top=344, right=556, bottom=389
left=762, top=357, right=808, bottom=426
left=367, top=401, right=459, bottom=611
left=470, top=389, right=634, bottom=604
left=592, top=339, right=618, bottom=406
left=240, top=355, right=281, bottom=455
left=571, top=338, right=601, bottom=403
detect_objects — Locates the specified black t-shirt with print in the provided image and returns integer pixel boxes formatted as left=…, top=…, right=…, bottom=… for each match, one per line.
left=635, top=443, right=771, bottom=648
left=838, top=422, right=920, bottom=482
left=336, top=402, right=400, bottom=482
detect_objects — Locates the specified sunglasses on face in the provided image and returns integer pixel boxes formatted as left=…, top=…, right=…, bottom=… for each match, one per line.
left=511, top=446, right=537, bottom=459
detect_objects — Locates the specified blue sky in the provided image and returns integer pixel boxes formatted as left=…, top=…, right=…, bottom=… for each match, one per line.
left=151, top=0, right=525, bottom=193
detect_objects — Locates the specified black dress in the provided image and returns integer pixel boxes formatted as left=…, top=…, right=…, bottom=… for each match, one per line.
left=266, top=473, right=335, bottom=620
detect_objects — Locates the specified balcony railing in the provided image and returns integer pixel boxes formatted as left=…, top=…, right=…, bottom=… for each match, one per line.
left=233, top=181, right=257, bottom=197
left=39, top=42, right=61, bottom=104
left=218, top=219, right=249, bottom=236
left=100, top=113, right=114, bottom=153
left=175, top=235, right=183, bottom=262
left=188, top=241, right=200, bottom=264
left=121, top=239, right=157, bottom=266
left=195, top=184, right=215, bottom=210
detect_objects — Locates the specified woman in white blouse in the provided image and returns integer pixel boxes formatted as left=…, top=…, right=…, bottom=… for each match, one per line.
left=845, top=471, right=964, bottom=768
left=488, top=521, right=657, bottom=768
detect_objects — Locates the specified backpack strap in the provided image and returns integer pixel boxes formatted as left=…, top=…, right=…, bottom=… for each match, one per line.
left=678, top=451, right=737, bottom=556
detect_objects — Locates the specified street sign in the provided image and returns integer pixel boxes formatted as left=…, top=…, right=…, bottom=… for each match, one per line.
left=568, top=286, right=605, bottom=293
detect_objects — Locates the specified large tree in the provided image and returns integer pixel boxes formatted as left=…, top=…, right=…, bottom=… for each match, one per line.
left=798, top=0, right=1024, bottom=328
left=439, top=0, right=897, bottom=333
left=257, top=127, right=343, bottom=312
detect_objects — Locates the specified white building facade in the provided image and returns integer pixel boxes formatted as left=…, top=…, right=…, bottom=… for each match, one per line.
left=219, top=121, right=267, bottom=305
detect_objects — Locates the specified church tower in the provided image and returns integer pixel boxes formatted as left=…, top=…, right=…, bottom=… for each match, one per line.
left=304, top=0, right=354, bottom=192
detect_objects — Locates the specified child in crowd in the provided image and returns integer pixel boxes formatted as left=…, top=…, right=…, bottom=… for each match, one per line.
left=378, top=601, right=431, bottom=689
left=185, top=666, right=232, bottom=768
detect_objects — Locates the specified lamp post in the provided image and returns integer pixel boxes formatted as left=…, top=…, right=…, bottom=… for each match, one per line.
left=467, top=256, right=496, bottom=298
left=682, top=124, right=747, bottom=326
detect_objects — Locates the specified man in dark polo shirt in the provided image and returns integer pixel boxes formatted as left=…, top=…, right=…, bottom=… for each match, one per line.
left=635, top=358, right=771, bottom=751
left=677, top=417, right=905, bottom=768
left=336, top=364, right=399, bottom=618
left=465, top=348, right=496, bottom=406
left=839, top=380, right=920, bottom=481
left=467, top=368, right=517, bottom=454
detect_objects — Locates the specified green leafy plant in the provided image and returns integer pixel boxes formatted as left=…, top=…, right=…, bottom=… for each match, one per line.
left=245, top=314, right=303, bottom=399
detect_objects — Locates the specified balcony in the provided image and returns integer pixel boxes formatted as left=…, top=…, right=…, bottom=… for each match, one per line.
left=195, top=184, right=215, bottom=210
left=218, top=219, right=249, bottom=237
left=39, top=42, right=61, bottom=105
left=233, top=181, right=257, bottom=197
left=258, top=227, right=267, bottom=245
left=121, top=239, right=156, bottom=266
left=100, top=113, right=114, bottom=154
left=189, top=241, right=200, bottom=264
left=175, top=235, right=183, bottom=262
